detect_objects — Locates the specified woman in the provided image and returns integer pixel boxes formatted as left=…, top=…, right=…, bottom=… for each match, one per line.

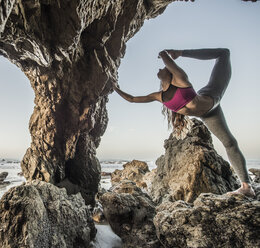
left=113, top=48, right=255, bottom=197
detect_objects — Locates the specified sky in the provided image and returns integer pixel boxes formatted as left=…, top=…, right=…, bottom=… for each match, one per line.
left=0, top=0, right=260, bottom=161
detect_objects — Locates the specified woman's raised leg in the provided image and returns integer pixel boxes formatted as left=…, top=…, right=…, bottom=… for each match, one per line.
left=182, top=48, right=232, bottom=106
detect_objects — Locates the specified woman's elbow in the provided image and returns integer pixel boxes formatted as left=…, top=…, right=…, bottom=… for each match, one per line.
left=128, top=96, right=135, bottom=103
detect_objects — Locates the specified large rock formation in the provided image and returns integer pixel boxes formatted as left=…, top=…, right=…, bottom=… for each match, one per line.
left=0, top=0, right=183, bottom=206
left=96, top=119, right=259, bottom=247
left=0, top=180, right=96, bottom=248
left=0, top=172, right=10, bottom=188
left=154, top=193, right=260, bottom=248
left=150, top=118, right=239, bottom=203
left=99, top=180, right=162, bottom=248
left=98, top=178, right=260, bottom=248
left=0, top=0, right=255, bottom=205
left=107, top=121, right=241, bottom=205
left=1, top=1, right=257, bottom=246
left=111, top=159, right=150, bottom=188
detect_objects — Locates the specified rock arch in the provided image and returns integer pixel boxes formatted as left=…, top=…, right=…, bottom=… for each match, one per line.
left=0, top=0, right=184, bottom=206
left=0, top=0, right=252, bottom=206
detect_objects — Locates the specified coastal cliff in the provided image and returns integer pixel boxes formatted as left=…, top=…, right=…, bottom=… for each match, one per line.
left=0, top=0, right=179, bottom=206
left=1, top=1, right=259, bottom=247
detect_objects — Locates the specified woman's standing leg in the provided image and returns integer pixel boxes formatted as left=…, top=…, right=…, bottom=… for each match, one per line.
left=201, top=106, right=254, bottom=196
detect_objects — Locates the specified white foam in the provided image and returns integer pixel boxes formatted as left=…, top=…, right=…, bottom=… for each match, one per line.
left=90, top=223, right=122, bottom=248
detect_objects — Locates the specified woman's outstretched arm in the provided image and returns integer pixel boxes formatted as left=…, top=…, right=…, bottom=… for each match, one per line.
left=113, top=84, right=162, bottom=103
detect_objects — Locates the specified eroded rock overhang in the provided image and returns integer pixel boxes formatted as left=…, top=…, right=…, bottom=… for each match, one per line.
left=0, top=0, right=190, bottom=205
left=1, top=0, right=253, bottom=205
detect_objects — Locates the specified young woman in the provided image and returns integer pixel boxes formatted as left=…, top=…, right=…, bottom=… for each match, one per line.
left=113, top=48, right=255, bottom=197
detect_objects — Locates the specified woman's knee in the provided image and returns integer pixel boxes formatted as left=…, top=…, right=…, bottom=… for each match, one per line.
left=219, top=48, right=230, bottom=58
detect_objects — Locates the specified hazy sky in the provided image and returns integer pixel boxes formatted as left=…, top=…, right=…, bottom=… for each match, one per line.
left=1, top=0, right=260, bottom=161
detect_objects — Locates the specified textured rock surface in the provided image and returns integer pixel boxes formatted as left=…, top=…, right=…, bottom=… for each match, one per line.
left=143, top=168, right=158, bottom=193
left=154, top=193, right=260, bottom=248
left=0, top=180, right=96, bottom=248
left=99, top=180, right=162, bottom=248
left=0, top=172, right=8, bottom=182
left=249, top=168, right=260, bottom=183
left=0, top=172, right=10, bottom=188
left=0, top=0, right=183, bottom=206
left=0, top=0, right=254, bottom=206
left=252, top=182, right=260, bottom=201
left=111, top=159, right=150, bottom=188
left=150, top=119, right=239, bottom=204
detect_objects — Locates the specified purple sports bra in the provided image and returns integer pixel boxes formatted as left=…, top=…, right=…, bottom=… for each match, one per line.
left=162, top=87, right=197, bottom=112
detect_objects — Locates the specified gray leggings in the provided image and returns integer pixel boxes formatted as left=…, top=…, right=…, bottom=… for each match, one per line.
left=182, top=49, right=250, bottom=183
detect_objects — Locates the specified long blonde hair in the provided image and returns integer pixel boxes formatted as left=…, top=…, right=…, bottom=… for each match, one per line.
left=160, top=71, right=193, bottom=139
left=161, top=105, right=185, bottom=132
left=162, top=105, right=193, bottom=139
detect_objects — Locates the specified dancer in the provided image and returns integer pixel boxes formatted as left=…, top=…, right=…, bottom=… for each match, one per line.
left=113, top=48, right=255, bottom=197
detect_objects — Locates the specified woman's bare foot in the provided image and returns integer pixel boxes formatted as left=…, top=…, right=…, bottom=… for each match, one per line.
left=227, top=182, right=256, bottom=198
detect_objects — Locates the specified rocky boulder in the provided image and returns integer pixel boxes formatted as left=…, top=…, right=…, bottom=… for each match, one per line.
left=143, top=168, right=158, bottom=193
left=98, top=180, right=162, bottom=248
left=0, top=172, right=10, bottom=188
left=0, top=172, right=8, bottom=182
left=0, top=172, right=8, bottom=183
left=154, top=193, right=260, bottom=248
left=249, top=168, right=260, bottom=183
left=111, top=160, right=150, bottom=188
left=252, top=182, right=260, bottom=201
left=0, top=180, right=96, bottom=248
left=150, top=118, right=239, bottom=203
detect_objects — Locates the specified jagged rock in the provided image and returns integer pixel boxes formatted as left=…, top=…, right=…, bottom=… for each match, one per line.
left=249, top=168, right=260, bottom=183
left=92, top=187, right=108, bottom=223
left=0, top=172, right=10, bottom=188
left=252, top=182, right=260, bottom=201
left=0, top=0, right=253, bottom=206
left=111, top=160, right=150, bottom=188
left=150, top=119, right=239, bottom=204
left=92, top=200, right=106, bottom=223
left=143, top=168, right=158, bottom=193
left=0, top=0, right=183, bottom=207
left=101, top=171, right=112, bottom=177
left=0, top=172, right=8, bottom=182
left=0, top=180, right=96, bottom=248
left=99, top=180, right=163, bottom=248
left=154, top=193, right=260, bottom=248
left=0, top=182, right=11, bottom=189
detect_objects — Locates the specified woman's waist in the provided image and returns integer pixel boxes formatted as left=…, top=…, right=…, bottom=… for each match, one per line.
left=177, top=95, right=214, bottom=116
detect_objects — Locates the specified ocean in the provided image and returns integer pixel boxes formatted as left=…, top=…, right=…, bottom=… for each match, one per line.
left=1, top=158, right=259, bottom=199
